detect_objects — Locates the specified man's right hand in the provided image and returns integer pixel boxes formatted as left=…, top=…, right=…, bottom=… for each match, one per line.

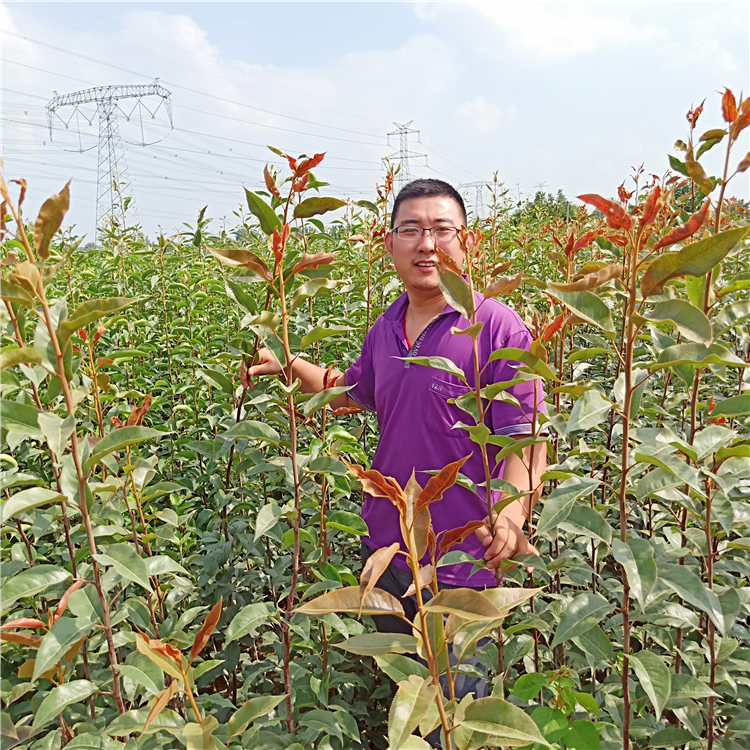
left=248, top=348, right=282, bottom=377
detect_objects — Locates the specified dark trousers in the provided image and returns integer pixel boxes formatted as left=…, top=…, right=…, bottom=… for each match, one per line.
left=361, top=543, right=489, bottom=701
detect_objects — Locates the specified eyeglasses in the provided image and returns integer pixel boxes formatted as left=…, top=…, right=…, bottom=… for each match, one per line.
left=392, top=226, right=460, bottom=241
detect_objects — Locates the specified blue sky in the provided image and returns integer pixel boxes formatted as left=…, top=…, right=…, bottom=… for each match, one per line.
left=2, top=1, right=748, bottom=239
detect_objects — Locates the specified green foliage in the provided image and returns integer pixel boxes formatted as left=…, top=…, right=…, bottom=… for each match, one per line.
left=2, top=90, right=750, bottom=750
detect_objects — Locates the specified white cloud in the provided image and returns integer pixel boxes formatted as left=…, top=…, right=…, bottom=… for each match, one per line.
left=463, top=0, right=662, bottom=59
left=454, top=97, right=514, bottom=133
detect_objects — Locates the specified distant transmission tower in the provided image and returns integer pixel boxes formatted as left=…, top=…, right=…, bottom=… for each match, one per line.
left=46, top=80, right=172, bottom=237
left=385, top=121, right=426, bottom=189
left=458, top=181, right=487, bottom=220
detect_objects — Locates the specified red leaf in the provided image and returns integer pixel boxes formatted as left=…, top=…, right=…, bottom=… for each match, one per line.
left=286, top=155, right=298, bottom=173
left=617, top=182, right=633, bottom=203
left=272, top=223, right=291, bottom=267
left=654, top=198, right=711, bottom=250
left=1, top=618, right=46, bottom=630
left=92, top=322, right=106, bottom=346
left=1, top=632, right=43, bottom=647
left=297, top=153, right=325, bottom=175
left=126, top=394, right=153, bottom=427
left=543, top=312, right=565, bottom=342
left=263, top=165, right=280, bottom=200
left=639, top=185, right=663, bottom=228
left=563, top=232, right=575, bottom=258
left=292, top=173, right=310, bottom=193
left=54, top=580, right=85, bottom=621
left=416, top=455, right=471, bottom=515
left=290, top=252, right=336, bottom=277
left=438, top=519, right=487, bottom=555
left=578, top=194, right=632, bottom=231
left=344, top=461, right=406, bottom=514
left=572, top=230, right=600, bottom=255
left=191, top=596, right=222, bottom=663
left=722, top=88, right=738, bottom=123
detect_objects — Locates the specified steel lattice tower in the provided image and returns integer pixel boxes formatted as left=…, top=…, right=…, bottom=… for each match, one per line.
left=46, top=80, right=172, bottom=237
left=459, top=181, right=487, bottom=219
left=385, top=121, right=426, bottom=189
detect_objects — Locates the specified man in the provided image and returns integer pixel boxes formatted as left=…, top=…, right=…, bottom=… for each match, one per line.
left=249, top=179, right=545, bottom=692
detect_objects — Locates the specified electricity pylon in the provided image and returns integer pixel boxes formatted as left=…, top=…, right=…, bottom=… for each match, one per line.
left=459, top=181, right=487, bottom=219
left=46, top=80, right=172, bottom=238
left=385, top=121, right=426, bottom=189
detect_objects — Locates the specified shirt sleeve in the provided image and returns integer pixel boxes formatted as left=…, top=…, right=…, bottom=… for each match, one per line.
left=344, top=325, right=377, bottom=412
left=489, top=328, right=547, bottom=436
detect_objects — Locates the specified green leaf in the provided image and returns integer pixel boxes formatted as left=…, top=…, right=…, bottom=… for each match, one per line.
left=86, top=427, right=164, bottom=469
left=302, top=385, right=352, bottom=417
left=37, top=412, right=76, bottom=459
left=510, top=673, right=546, bottom=701
left=118, top=665, right=162, bottom=696
left=398, top=355, right=467, bottom=383
left=94, top=543, right=152, bottom=592
left=670, top=673, right=718, bottom=699
left=32, top=680, right=97, bottom=730
left=294, top=196, right=346, bottom=219
left=144, top=556, right=188, bottom=577
left=461, top=697, right=550, bottom=747
left=487, top=347, right=559, bottom=382
left=565, top=720, right=600, bottom=750
left=227, top=695, right=286, bottom=739
left=628, top=651, right=670, bottom=721
left=388, top=677, right=437, bottom=750
left=634, top=449, right=702, bottom=493
left=437, top=267, right=474, bottom=319
left=559, top=505, right=612, bottom=546
left=104, top=708, right=184, bottom=737
left=1, top=487, right=65, bottom=524
left=546, top=287, right=615, bottom=333
left=183, top=716, right=219, bottom=750
left=641, top=226, right=750, bottom=298
left=374, top=654, right=430, bottom=683
left=649, top=727, right=696, bottom=747
left=65, top=734, right=124, bottom=750
left=222, top=420, right=280, bottom=444
left=58, top=298, right=138, bottom=346
left=254, top=503, right=281, bottom=542
left=1, top=347, right=42, bottom=371
left=710, top=394, right=750, bottom=418
left=644, top=299, right=712, bottom=344
left=325, top=510, right=368, bottom=536
left=566, top=390, right=612, bottom=433
left=424, top=589, right=504, bottom=621
left=244, top=189, right=281, bottom=235
left=300, top=326, right=351, bottom=349
left=290, top=278, right=340, bottom=311
left=34, top=618, right=96, bottom=680
left=611, top=538, right=656, bottom=611
left=531, top=706, right=568, bottom=743
left=551, top=592, right=614, bottom=648
left=135, top=636, right=183, bottom=682
left=572, top=624, right=614, bottom=663
left=658, top=563, right=725, bottom=632
left=197, top=368, right=234, bottom=395
left=2, top=565, right=72, bottom=610
left=714, top=299, right=750, bottom=336
left=298, top=709, right=344, bottom=742
left=225, top=602, right=273, bottom=644
left=295, top=586, right=405, bottom=617
left=668, top=154, right=689, bottom=177
left=1, top=400, right=44, bottom=436
left=536, top=476, right=599, bottom=537
left=334, top=633, right=418, bottom=656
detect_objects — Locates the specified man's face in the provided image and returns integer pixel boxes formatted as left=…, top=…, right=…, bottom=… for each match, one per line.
left=385, top=196, right=471, bottom=296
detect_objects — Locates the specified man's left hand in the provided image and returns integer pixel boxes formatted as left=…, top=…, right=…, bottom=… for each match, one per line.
left=475, top=515, right=539, bottom=570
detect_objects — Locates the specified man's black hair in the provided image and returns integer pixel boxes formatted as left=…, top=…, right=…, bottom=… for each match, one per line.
left=390, top=178, right=467, bottom=228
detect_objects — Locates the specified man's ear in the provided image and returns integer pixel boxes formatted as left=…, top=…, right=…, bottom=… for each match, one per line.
left=464, top=228, right=477, bottom=256
left=385, top=230, right=394, bottom=258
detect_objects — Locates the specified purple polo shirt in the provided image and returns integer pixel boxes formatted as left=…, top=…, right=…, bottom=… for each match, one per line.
left=345, top=291, right=545, bottom=587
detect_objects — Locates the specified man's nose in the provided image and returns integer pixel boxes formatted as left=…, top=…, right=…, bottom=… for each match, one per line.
left=417, top=231, right=436, bottom=251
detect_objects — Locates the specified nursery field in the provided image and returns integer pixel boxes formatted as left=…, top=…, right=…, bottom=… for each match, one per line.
left=1, top=89, right=750, bottom=750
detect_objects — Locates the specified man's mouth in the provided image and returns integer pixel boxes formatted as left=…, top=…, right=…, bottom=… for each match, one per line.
left=415, top=261, right=437, bottom=268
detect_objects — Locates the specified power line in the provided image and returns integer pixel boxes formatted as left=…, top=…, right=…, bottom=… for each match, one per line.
left=2, top=30, right=388, bottom=141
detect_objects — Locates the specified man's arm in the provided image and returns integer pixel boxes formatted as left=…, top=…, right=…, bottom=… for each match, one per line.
left=475, top=442, right=546, bottom=569
left=247, top=349, right=361, bottom=412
